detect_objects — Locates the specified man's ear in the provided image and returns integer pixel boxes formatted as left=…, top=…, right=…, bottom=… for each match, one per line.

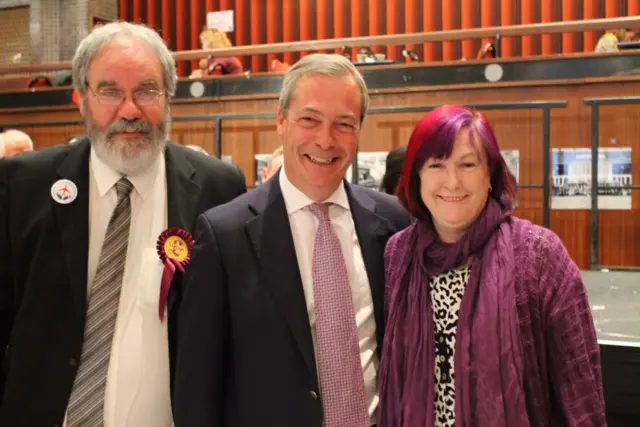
left=276, top=109, right=285, bottom=136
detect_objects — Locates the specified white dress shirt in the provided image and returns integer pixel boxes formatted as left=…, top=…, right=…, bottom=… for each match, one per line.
left=63, top=148, right=172, bottom=427
left=279, top=166, right=380, bottom=425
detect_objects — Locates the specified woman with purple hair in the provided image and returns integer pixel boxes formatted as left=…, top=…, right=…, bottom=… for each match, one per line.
left=378, top=105, right=606, bottom=427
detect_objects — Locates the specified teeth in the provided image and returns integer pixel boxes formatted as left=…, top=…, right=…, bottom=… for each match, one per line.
left=441, top=196, right=465, bottom=201
left=308, top=154, right=334, bottom=164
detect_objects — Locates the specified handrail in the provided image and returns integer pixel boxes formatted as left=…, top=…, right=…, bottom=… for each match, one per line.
left=1, top=16, right=639, bottom=75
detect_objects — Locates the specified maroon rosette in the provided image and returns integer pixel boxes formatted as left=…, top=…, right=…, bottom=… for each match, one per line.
left=156, top=227, right=195, bottom=321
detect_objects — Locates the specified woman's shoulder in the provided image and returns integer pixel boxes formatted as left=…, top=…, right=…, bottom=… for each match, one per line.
left=385, top=223, right=418, bottom=255
left=508, top=217, right=579, bottom=280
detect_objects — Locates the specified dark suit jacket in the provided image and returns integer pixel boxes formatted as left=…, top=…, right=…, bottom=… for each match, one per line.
left=0, top=137, right=246, bottom=427
left=172, top=171, right=411, bottom=427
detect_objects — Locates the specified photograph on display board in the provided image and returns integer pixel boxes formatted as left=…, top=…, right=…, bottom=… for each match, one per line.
left=345, top=151, right=388, bottom=190
left=501, top=150, right=520, bottom=184
left=551, top=147, right=632, bottom=210
left=254, top=154, right=271, bottom=186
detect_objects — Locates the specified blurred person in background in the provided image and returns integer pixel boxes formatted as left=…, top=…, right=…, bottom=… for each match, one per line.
left=0, top=129, right=34, bottom=158
left=379, top=145, right=406, bottom=195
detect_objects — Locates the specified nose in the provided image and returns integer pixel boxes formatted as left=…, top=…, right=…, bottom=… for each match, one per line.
left=117, top=96, right=143, bottom=120
left=315, top=122, right=336, bottom=151
left=444, top=166, right=461, bottom=189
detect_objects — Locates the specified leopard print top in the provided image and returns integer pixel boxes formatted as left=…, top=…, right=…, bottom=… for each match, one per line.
left=430, top=265, right=471, bottom=427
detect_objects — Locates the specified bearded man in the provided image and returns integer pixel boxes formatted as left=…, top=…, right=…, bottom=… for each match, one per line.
left=0, top=22, right=246, bottom=427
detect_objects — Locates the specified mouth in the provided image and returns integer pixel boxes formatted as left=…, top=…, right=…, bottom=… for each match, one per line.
left=439, top=195, right=468, bottom=202
left=305, top=154, right=338, bottom=165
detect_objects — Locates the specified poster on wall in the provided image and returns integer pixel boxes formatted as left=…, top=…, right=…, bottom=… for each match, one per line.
left=501, top=150, right=520, bottom=183
left=254, top=154, right=271, bottom=186
left=345, top=151, right=388, bottom=191
left=221, top=155, right=233, bottom=164
left=551, top=147, right=632, bottom=210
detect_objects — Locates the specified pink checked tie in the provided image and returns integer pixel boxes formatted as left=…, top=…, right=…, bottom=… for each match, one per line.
left=308, top=202, right=370, bottom=427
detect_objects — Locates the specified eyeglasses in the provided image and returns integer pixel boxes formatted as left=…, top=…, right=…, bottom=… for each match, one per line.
left=86, top=84, right=165, bottom=107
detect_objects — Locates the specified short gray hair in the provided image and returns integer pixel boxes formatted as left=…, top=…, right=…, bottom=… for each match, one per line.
left=278, top=53, right=370, bottom=122
left=72, top=21, right=176, bottom=97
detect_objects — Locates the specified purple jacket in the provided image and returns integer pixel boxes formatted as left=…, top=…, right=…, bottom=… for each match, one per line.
left=382, top=217, right=607, bottom=426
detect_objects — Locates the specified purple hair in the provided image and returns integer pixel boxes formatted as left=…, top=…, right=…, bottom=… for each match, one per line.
left=397, top=105, right=517, bottom=220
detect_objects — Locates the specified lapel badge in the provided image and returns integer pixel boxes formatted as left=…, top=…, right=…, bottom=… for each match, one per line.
left=51, top=179, right=78, bottom=204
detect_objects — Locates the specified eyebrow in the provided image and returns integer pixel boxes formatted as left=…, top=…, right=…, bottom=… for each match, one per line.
left=94, top=79, right=160, bottom=90
left=96, top=80, right=118, bottom=89
left=299, top=106, right=358, bottom=121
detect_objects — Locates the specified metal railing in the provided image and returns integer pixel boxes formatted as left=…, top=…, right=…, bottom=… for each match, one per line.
left=1, top=100, right=567, bottom=230
left=584, top=96, right=640, bottom=271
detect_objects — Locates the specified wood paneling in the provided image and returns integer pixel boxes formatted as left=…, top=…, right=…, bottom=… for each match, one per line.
left=3, top=79, right=640, bottom=270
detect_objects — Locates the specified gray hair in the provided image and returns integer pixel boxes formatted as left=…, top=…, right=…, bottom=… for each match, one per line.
left=278, top=53, right=370, bottom=122
left=72, top=21, right=176, bottom=97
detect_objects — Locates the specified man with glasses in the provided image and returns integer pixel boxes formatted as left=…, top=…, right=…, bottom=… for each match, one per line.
left=0, top=22, right=246, bottom=427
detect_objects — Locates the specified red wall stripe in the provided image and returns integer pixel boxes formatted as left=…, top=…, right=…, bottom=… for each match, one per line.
left=629, top=0, right=640, bottom=16
left=317, top=0, right=333, bottom=53
left=147, top=0, right=157, bottom=28
left=369, top=0, right=385, bottom=54
left=423, top=0, right=442, bottom=62
left=480, top=0, right=498, bottom=52
left=120, top=0, right=129, bottom=21
left=386, top=0, right=404, bottom=61
left=605, top=0, right=622, bottom=17
left=521, top=0, right=539, bottom=56
left=333, top=0, right=350, bottom=55
left=351, top=0, right=368, bottom=60
left=250, top=1, right=266, bottom=71
left=205, top=0, right=217, bottom=12
left=161, top=0, right=171, bottom=47
left=541, top=0, right=554, bottom=54
left=176, top=0, right=187, bottom=76
left=266, top=0, right=283, bottom=69
left=461, top=0, right=479, bottom=59
left=133, top=0, right=143, bottom=23
left=583, top=0, right=600, bottom=52
left=190, top=0, right=202, bottom=73
left=404, top=0, right=422, bottom=62
left=442, top=0, right=460, bottom=61
left=235, top=0, right=250, bottom=71
left=299, top=0, right=316, bottom=57
left=500, top=0, right=517, bottom=57
left=562, top=0, right=582, bottom=53
left=282, top=0, right=299, bottom=66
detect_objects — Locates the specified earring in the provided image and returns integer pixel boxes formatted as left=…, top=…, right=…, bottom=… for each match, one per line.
left=488, top=185, right=493, bottom=192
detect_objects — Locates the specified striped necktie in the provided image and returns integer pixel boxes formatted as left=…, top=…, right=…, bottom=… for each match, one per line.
left=67, top=177, right=134, bottom=426
left=308, top=202, right=370, bottom=427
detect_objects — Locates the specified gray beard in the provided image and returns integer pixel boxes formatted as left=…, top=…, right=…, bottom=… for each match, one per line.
left=86, top=107, right=171, bottom=176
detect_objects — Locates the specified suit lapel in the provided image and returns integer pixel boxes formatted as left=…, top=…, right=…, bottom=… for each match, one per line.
left=346, top=183, right=389, bottom=347
left=165, top=143, right=200, bottom=232
left=245, top=176, right=317, bottom=378
left=54, top=139, right=91, bottom=315
left=165, top=144, right=201, bottom=315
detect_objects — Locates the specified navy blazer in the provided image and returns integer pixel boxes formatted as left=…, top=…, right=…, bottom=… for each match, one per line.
left=172, top=170, right=412, bottom=427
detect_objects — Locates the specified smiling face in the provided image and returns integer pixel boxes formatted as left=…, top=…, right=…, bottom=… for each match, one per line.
left=419, top=128, right=491, bottom=243
left=82, top=36, right=168, bottom=175
left=277, top=73, right=361, bottom=201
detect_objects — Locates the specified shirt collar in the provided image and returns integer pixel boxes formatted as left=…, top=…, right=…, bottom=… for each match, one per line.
left=90, top=146, right=164, bottom=201
left=278, top=163, right=350, bottom=214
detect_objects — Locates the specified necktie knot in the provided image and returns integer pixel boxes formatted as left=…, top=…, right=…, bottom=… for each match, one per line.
left=115, top=178, right=133, bottom=200
left=308, top=202, right=330, bottom=222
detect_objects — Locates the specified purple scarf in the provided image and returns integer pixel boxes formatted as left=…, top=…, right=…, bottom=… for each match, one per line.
left=378, top=198, right=531, bottom=427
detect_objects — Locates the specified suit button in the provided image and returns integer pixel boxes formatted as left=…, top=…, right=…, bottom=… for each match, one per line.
left=310, top=390, right=318, bottom=400
left=69, top=357, right=78, bottom=368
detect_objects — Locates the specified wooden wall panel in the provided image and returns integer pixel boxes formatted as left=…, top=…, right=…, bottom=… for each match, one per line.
left=118, top=0, right=640, bottom=75
left=5, top=79, right=640, bottom=269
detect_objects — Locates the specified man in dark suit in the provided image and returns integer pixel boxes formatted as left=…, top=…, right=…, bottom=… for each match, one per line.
left=173, top=53, right=411, bottom=427
left=0, top=22, right=246, bottom=427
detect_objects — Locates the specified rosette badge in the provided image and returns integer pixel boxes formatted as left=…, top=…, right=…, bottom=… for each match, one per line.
left=156, top=228, right=195, bottom=321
